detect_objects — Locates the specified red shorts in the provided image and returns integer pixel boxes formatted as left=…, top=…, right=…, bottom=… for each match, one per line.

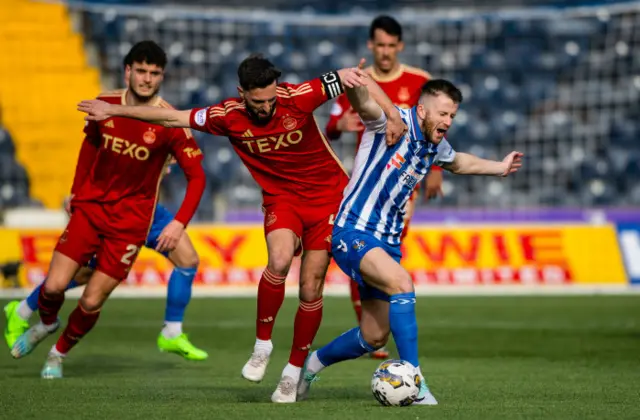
left=55, top=203, right=147, bottom=281
left=262, top=199, right=340, bottom=255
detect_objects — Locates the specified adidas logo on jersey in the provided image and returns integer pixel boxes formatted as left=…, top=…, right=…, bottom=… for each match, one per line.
left=242, top=129, right=254, bottom=138
left=104, top=120, right=115, bottom=128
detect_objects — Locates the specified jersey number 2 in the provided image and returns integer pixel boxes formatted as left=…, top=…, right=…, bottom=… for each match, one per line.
left=120, top=244, right=139, bottom=265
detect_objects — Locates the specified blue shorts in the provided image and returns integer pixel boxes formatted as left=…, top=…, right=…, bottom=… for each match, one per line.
left=87, top=204, right=174, bottom=269
left=331, top=226, right=402, bottom=302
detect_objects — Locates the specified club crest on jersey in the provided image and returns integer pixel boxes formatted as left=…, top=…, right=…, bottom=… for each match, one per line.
left=352, top=238, right=366, bottom=252
left=398, top=86, right=410, bottom=103
left=266, top=212, right=277, bottom=227
left=283, top=117, right=297, bottom=131
left=143, top=128, right=156, bottom=144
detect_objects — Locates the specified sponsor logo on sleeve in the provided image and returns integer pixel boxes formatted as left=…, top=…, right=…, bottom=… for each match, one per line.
left=194, top=108, right=208, bottom=126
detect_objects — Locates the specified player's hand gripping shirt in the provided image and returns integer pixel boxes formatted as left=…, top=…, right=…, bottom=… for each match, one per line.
left=335, top=106, right=456, bottom=246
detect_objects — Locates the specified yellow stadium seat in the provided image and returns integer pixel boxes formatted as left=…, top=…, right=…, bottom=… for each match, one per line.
left=0, top=0, right=102, bottom=208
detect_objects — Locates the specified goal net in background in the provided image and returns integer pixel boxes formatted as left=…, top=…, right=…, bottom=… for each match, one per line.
left=73, top=1, right=640, bottom=220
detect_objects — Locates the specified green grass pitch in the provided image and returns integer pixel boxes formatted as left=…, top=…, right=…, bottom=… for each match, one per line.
left=1, top=296, right=639, bottom=419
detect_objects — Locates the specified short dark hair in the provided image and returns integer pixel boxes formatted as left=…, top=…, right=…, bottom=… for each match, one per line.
left=237, top=54, right=282, bottom=91
left=421, top=79, right=463, bottom=104
left=123, top=40, right=167, bottom=69
left=369, top=15, right=402, bottom=41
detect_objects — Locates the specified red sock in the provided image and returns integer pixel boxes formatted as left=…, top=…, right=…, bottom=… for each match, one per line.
left=38, top=286, right=64, bottom=326
left=55, top=303, right=101, bottom=355
left=349, top=281, right=362, bottom=323
left=289, top=297, right=323, bottom=367
left=256, top=268, right=286, bottom=341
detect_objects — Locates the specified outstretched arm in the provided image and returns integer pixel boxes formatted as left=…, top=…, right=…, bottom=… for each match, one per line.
left=78, top=100, right=192, bottom=128
left=441, top=151, right=524, bottom=177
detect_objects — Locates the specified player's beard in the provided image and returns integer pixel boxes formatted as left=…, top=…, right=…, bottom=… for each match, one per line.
left=247, top=105, right=276, bottom=124
left=421, top=117, right=437, bottom=143
left=130, top=84, right=159, bottom=104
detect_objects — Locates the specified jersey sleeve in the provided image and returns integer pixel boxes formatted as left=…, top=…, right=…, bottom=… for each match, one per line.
left=362, top=111, right=388, bottom=133
left=168, top=129, right=206, bottom=226
left=189, top=105, right=229, bottom=136
left=434, top=138, right=456, bottom=165
left=325, top=94, right=349, bottom=140
left=282, top=71, right=345, bottom=114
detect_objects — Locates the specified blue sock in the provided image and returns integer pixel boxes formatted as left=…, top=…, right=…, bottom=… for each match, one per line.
left=316, top=327, right=376, bottom=367
left=389, top=292, right=419, bottom=368
left=164, top=267, right=197, bottom=322
left=26, top=279, right=81, bottom=311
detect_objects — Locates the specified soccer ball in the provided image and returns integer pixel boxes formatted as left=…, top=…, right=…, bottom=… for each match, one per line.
left=371, top=359, right=421, bottom=406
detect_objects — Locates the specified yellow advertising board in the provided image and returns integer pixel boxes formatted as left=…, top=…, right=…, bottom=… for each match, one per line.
left=0, top=224, right=627, bottom=289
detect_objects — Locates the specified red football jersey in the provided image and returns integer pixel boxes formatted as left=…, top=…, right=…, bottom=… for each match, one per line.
left=326, top=64, right=430, bottom=143
left=71, top=89, right=205, bottom=229
left=189, top=77, right=349, bottom=205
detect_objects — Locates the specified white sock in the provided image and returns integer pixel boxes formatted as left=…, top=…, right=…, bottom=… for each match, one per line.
left=254, top=338, right=273, bottom=354
left=162, top=322, right=183, bottom=339
left=417, top=366, right=424, bottom=379
left=17, top=300, right=33, bottom=321
left=306, top=351, right=326, bottom=375
left=282, top=363, right=301, bottom=381
left=50, top=345, right=66, bottom=357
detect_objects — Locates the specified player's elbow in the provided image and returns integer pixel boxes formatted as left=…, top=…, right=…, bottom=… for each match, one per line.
left=448, top=165, right=463, bottom=175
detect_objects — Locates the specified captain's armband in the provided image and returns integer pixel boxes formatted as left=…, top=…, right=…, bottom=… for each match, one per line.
left=321, top=71, right=344, bottom=99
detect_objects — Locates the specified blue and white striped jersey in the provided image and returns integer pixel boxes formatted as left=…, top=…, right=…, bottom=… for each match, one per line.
left=335, top=106, right=456, bottom=246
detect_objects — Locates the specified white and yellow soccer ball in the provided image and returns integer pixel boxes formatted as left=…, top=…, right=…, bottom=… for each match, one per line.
left=371, top=359, right=421, bottom=406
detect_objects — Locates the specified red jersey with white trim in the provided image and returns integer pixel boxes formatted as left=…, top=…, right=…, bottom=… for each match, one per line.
left=72, top=89, right=205, bottom=229
left=189, top=76, right=349, bottom=204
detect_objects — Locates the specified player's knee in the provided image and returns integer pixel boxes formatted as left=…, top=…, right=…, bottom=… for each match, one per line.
left=360, top=327, right=389, bottom=349
left=267, top=252, right=293, bottom=277
left=298, top=275, right=324, bottom=301
left=79, top=294, right=107, bottom=312
left=386, top=271, right=414, bottom=296
left=42, top=271, right=71, bottom=295
left=42, top=281, right=65, bottom=297
left=173, top=248, right=200, bottom=269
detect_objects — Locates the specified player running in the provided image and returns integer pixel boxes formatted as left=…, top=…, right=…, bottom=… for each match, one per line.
left=298, top=76, right=523, bottom=404
left=10, top=42, right=207, bottom=379
left=326, top=16, right=443, bottom=356
left=4, top=41, right=207, bottom=361
left=77, top=55, right=406, bottom=402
